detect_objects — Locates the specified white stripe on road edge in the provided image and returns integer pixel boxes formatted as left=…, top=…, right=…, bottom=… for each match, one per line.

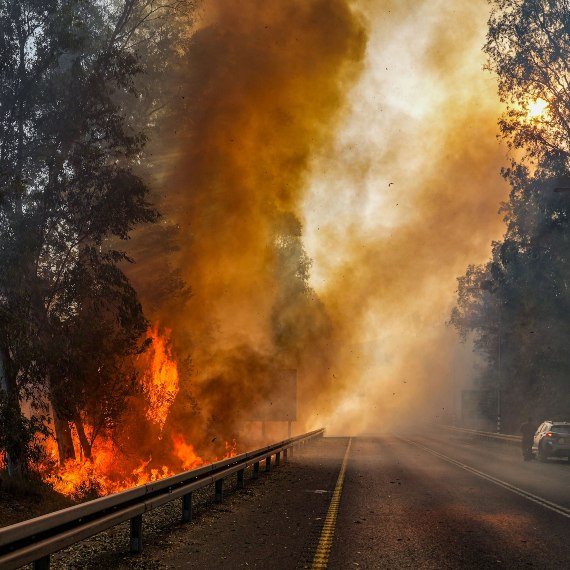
left=311, top=437, right=352, bottom=569
left=400, top=437, right=570, bottom=519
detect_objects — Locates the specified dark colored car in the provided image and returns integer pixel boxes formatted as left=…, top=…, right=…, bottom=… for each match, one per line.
left=532, top=421, right=570, bottom=461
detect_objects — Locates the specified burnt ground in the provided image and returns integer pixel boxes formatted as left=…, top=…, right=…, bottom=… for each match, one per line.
left=0, top=474, right=73, bottom=528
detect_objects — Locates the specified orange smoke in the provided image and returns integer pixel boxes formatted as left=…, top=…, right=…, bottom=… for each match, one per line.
left=125, top=0, right=367, bottom=442
left=128, top=0, right=510, bottom=437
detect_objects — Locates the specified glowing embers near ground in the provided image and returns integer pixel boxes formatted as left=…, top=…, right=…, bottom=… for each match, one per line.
left=40, top=428, right=237, bottom=500
left=40, top=432, right=217, bottom=499
left=39, top=434, right=175, bottom=498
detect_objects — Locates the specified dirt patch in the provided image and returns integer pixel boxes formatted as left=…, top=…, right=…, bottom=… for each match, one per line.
left=0, top=472, right=74, bottom=528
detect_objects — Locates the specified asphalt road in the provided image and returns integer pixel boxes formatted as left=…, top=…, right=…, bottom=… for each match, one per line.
left=329, top=432, right=570, bottom=569
left=88, top=430, right=570, bottom=569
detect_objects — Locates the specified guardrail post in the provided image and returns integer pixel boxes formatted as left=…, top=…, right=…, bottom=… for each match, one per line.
left=283, top=448, right=288, bottom=462
left=130, top=514, right=143, bottom=553
left=182, top=492, right=192, bottom=522
left=253, top=461, right=260, bottom=479
left=237, top=468, right=245, bottom=489
left=215, top=478, right=223, bottom=503
left=265, top=455, right=271, bottom=472
left=33, top=555, right=50, bottom=570
left=275, top=451, right=281, bottom=466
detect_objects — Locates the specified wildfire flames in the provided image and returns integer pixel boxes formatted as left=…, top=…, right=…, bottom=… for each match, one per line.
left=35, top=328, right=236, bottom=500
left=171, top=434, right=205, bottom=471
left=145, top=326, right=179, bottom=429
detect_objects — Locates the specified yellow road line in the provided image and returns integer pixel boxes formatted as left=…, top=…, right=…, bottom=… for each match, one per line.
left=400, top=437, right=570, bottom=519
left=311, top=437, right=352, bottom=570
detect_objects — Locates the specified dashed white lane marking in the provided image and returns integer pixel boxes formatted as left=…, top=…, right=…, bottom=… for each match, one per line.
left=400, top=437, right=570, bottom=519
left=311, top=438, right=352, bottom=569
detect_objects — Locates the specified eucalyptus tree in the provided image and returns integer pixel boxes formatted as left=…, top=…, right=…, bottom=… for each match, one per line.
left=0, top=0, right=193, bottom=473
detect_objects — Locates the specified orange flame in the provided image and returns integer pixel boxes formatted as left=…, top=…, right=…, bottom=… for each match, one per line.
left=144, top=326, right=179, bottom=429
left=39, top=429, right=182, bottom=498
left=32, top=327, right=241, bottom=499
left=172, top=434, right=206, bottom=470
left=224, top=439, right=238, bottom=458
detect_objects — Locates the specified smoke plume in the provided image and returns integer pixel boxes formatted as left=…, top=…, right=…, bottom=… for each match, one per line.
left=127, top=0, right=367, bottom=447
left=129, top=0, right=511, bottom=442
left=303, top=0, right=510, bottom=433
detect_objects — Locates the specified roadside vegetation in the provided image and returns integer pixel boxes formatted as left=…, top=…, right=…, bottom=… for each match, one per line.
left=451, top=0, right=570, bottom=432
left=0, top=0, right=193, bottom=484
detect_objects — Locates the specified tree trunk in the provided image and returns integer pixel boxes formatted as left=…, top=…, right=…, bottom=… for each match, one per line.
left=73, top=413, right=92, bottom=461
left=51, top=406, right=76, bottom=464
left=0, top=345, right=23, bottom=477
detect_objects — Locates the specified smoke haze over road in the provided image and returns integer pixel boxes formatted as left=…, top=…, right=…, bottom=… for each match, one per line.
left=302, top=0, right=510, bottom=432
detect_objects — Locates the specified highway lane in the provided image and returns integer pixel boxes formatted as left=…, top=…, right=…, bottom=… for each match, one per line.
left=82, top=433, right=569, bottom=569
left=329, top=435, right=570, bottom=569
left=415, top=427, right=570, bottom=510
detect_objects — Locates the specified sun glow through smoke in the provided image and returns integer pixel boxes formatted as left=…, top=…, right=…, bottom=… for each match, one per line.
left=527, top=98, right=549, bottom=119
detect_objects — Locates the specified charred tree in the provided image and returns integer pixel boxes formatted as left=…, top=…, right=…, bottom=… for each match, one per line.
left=52, top=408, right=76, bottom=465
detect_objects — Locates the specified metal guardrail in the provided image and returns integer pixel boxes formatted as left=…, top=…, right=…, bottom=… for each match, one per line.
left=440, top=425, right=521, bottom=444
left=0, top=428, right=325, bottom=569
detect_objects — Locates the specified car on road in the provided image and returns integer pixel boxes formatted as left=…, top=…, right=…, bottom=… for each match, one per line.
left=532, top=421, right=570, bottom=462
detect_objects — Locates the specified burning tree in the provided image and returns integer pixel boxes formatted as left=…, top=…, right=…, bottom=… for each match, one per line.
left=0, top=1, right=173, bottom=475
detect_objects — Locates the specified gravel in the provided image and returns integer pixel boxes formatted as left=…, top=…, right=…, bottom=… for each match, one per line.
left=37, top=465, right=256, bottom=570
